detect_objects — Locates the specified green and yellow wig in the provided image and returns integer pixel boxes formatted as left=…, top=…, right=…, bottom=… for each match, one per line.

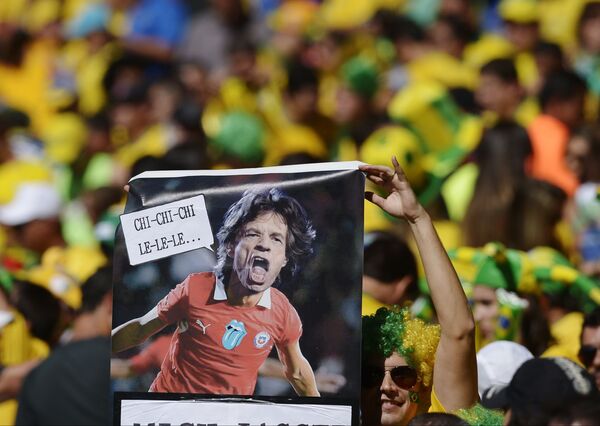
left=529, top=246, right=600, bottom=314
left=455, top=403, right=504, bottom=426
left=362, top=307, right=440, bottom=388
left=448, top=242, right=535, bottom=344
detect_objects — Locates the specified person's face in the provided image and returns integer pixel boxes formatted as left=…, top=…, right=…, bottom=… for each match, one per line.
left=273, top=32, right=304, bottom=58
left=86, top=128, right=111, bottom=154
left=472, top=285, right=499, bottom=343
left=565, top=135, right=590, bottom=181
left=476, top=74, right=521, bottom=117
left=335, top=86, right=365, bottom=124
left=504, top=21, right=539, bottom=52
left=231, top=211, right=288, bottom=293
left=558, top=95, right=585, bottom=129
left=429, top=21, right=462, bottom=58
left=361, top=352, right=420, bottom=426
left=285, top=87, right=318, bottom=121
left=149, top=84, right=179, bottom=123
left=110, top=103, right=148, bottom=133
left=580, top=325, right=600, bottom=389
left=580, top=15, right=600, bottom=54
left=8, top=219, right=60, bottom=255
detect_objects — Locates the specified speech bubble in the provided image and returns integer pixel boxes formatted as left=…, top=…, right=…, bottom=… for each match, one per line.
left=120, top=194, right=214, bottom=266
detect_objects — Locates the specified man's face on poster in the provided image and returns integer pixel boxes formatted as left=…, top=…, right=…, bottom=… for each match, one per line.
left=231, top=211, right=288, bottom=293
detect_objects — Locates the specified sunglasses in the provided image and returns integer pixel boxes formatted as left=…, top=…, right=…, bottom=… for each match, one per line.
left=578, top=344, right=598, bottom=368
left=362, top=365, right=418, bottom=389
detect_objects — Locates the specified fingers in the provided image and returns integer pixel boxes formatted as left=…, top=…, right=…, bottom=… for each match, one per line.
left=365, top=191, right=386, bottom=208
left=361, top=159, right=410, bottom=191
left=391, top=156, right=408, bottom=182
left=360, top=161, right=406, bottom=185
left=365, top=174, right=385, bottom=186
left=359, top=164, right=394, bottom=177
left=360, top=165, right=394, bottom=188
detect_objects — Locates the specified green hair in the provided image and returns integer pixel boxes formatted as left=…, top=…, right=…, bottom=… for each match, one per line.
left=363, top=307, right=440, bottom=387
left=455, top=404, right=504, bottom=426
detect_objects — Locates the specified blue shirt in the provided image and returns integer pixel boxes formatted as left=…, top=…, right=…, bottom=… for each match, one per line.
left=128, top=0, right=187, bottom=47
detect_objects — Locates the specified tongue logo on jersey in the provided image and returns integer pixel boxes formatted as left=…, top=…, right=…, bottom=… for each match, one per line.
left=222, top=320, right=247, bottom=350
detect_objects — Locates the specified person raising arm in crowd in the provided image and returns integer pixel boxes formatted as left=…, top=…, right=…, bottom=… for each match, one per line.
left=360, top=157, right=478, bottom=425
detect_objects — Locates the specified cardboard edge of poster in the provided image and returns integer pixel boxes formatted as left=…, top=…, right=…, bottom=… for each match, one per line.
left=114, top=391, right=360, bottom=426
left=128, top=161, right=366, bottom=182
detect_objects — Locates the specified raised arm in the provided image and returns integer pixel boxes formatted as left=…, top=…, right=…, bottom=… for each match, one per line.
left=276, top=341, right=320, bottom=397
left=111, top=307, right=166, bottom=353
left=360, top=158, right=478, bottom=411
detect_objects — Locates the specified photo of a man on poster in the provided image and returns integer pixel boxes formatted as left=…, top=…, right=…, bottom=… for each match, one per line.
left=112, top=187, right=320, bottom=396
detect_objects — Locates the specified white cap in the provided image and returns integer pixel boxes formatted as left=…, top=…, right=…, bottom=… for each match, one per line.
left=0, top=182, right=62, bottom=226
left=477, top=340, right=534, bottom=397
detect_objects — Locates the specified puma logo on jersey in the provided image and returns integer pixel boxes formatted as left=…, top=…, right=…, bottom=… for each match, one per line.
left=196, top=319, right=212, bottom=334
left=177, top=320, right=189, bottom=333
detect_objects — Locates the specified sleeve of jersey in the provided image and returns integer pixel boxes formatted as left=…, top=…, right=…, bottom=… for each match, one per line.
left=156, top=276, right=190, bottom=325
left=277, top=302, right=303, bottom=347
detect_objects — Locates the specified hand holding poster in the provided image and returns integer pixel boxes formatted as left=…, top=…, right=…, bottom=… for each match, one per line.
left=111, top=162, right=364, bottom=423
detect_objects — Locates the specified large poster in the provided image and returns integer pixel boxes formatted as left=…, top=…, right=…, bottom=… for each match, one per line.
left=111, top=162, right=364, bottom=406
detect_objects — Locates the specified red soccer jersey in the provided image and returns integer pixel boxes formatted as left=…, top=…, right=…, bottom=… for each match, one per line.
left=149, top=272, right=302, bottom=395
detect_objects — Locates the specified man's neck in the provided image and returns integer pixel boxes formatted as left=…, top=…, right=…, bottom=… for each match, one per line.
left=225, top=275, right=263, bottom=307
left=70, top=312, right=107, bottom=341
left=363, top=277, right=398, bottom=306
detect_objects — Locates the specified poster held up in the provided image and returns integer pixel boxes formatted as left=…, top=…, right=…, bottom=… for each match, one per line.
left=112, top=161, right=364, bottom=419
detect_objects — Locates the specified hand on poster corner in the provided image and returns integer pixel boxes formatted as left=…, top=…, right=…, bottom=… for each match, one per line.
left=359, top=156, right=426, bottom=224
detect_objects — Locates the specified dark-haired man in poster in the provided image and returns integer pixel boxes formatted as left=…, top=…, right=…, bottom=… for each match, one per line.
left=112, top=188, right=320, bottom=396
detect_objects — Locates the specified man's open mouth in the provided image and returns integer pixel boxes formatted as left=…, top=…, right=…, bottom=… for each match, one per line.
left=252, top=256, right=270, bottom=271
left=250, top=256, right=270, bottom=282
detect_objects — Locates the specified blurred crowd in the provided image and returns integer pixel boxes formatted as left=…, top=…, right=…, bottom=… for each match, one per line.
left=0, top=0, right=599, bottom=424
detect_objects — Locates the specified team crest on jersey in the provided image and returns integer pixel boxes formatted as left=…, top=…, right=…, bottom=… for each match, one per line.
left=222, top=320, right=247, bottom=350
left=253, top=331, right=271, bottom=348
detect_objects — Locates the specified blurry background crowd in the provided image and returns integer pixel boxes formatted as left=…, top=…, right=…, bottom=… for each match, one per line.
left=1, top=0, right=600, bottom=424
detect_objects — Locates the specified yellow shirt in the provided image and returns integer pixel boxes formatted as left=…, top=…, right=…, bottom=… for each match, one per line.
left=361, top=293, right=390, bottom=316
left=428, top=386, right=446, bottom=413
left=0, top=40, right=55, bottom=134
left=407, top=52, right=478, bottom=89
left=441, top=163, right=479, bottom=223
left=0, top=311, right=49, bottom=425
left=114, top=124, right=170, bottom=169
left=541, top=311, right=584, bottom=364
left=76, top=43, right=116, bottom=116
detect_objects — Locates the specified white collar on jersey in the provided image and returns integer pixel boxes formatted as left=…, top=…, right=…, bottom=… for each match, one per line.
left=213, top=278, right=272, bottom=309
